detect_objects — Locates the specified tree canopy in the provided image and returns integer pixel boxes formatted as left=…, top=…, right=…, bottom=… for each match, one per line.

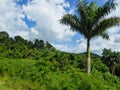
left=60, top=0, right=120, bottom=74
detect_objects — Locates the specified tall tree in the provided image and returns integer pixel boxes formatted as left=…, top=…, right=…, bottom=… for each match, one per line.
left=60, top=1, right=120, bottom=74
left=34, top=39, right=45, bottom=49
left=102, top=48, right=120, bottom=75
left=0, top=31, right=9, bottom=40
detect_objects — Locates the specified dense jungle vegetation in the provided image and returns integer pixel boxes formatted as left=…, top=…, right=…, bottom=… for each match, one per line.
left=0, top=31, right=120, bottom=90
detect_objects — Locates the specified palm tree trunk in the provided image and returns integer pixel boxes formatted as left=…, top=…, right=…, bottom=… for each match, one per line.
left=86, top=39, right=91, bottom=74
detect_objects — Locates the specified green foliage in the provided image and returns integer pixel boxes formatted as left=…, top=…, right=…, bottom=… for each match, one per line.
left=115, top=64, right=120, bottom=76
left=0, top=59, right=120, bottom=90
left=0, top=31, right=120, bottom=89
left=91, top=57, right=109, bottom=73
left=0, top=31, right=9, bottom=40
left=34, top=39, right=45, bottom=49
left=102, top=48, right=120, bottom=76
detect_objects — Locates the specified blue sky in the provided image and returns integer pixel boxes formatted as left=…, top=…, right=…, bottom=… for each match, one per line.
left=15, top=0, right=105, bottom=30
left=0, top=0, right=120, bottom=55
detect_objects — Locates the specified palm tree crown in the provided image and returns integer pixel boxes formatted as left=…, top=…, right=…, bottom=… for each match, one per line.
left=60, top=0, right=120, bottom=74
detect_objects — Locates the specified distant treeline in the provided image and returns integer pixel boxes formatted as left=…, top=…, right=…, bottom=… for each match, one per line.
left=0, top=31, right=55, bottom=59
left=0, top=31, right=120, bottom=76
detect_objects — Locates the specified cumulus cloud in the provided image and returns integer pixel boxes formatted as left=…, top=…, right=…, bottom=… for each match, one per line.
left=0, top=0, right=29, bottom=37
left=0, top=0, right=120, bottom=55
left=0, top=0, right=75, bottom=41
left=22, top=0, right=75, bottom=41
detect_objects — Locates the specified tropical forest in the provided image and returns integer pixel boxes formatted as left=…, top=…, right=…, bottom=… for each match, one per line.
left=0, top=0, right=120, bottom=90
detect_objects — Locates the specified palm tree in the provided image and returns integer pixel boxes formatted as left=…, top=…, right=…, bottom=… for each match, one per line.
left=60, top=0, right=120, bottom=74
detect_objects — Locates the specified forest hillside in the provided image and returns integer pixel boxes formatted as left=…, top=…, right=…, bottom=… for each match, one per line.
left=0, top=31, right=120, bottom=90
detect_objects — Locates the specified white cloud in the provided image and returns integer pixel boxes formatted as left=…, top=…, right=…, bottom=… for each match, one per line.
left=0, top=0, right=75, bottom=42
left=0, top=0, right=120, bottom=55
left=22, top=0, right=75, bottom=42
left=53, top=44, right=74, bottom=53
left=0, top=0, right=29, bottom=38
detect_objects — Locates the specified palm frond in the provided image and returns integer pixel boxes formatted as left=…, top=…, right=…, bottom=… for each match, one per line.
left=77, top=1, right=88, bottom=20
left=60, top=14, right=81, bottom=31
left=91, top=17, right=120, bottom=39
left=95, top=17, right=120, bottom=31
left=101, top=33, right=110, bottom=40
left=92, top=1, right=117, bottom=28
left=97, top=1, right=116, bottom=18
left=77, top=1, right=97, bottom=30
left=77, top=1, right=95, bottom=19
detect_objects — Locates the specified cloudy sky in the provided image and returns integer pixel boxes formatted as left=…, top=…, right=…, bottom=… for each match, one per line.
left=0, top=0, right=120, bottom=55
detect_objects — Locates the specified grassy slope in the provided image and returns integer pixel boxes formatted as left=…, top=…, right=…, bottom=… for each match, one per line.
left=0, top=57, right=120, bottom=90
left=0, top=32, right=120, bottom=89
